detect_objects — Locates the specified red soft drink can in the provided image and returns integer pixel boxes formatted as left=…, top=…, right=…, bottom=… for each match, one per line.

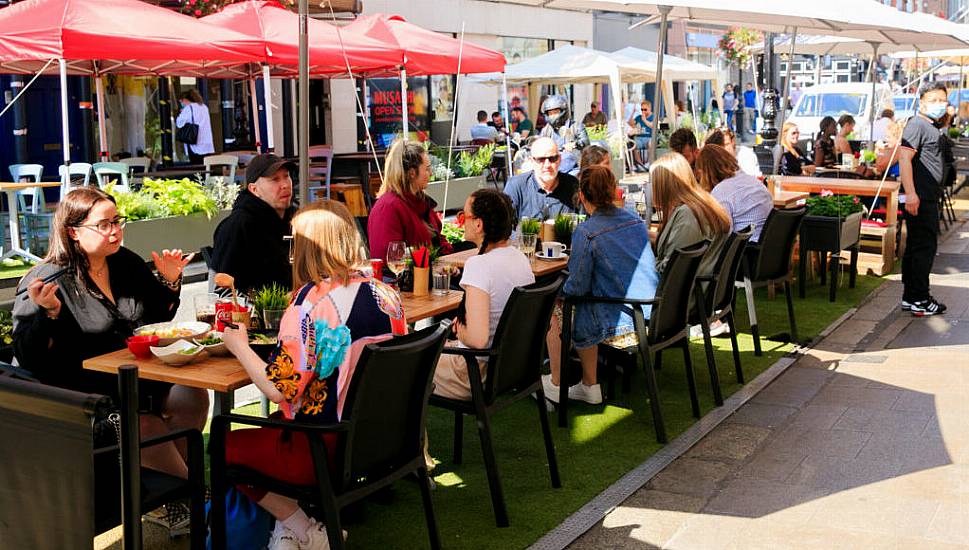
left=370, top=258, right=384, bottom=279
left=215, top=299, right=235, bottom=331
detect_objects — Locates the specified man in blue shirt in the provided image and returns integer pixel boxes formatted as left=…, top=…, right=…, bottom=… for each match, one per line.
left=627, top=100, right=654, bottom=171
left=503, top=137, right=579, bottom=221
left=470, top=110, right=498, bottom=142
left=743, top=83, right=758, bottom=136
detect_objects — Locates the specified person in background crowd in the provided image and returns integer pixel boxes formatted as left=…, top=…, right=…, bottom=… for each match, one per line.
left=222, top=201, right=405, bottom=550
left=696, top=144, right=773, bottom=243
left=674, top=100, right=692, bottom=129
left=470, top=110, right=499, bottom=143
left=835, top=114, right=856, bottom=157
left=872, top=108, right=895, bottom=142
left=874, top=120, right=902, bottom=178
left=368, top=139, right=453, bottom=262
left=489, top=111, right=508, bottom=139
left=539, top=95, right=589, bottom=175
left=704, top=128, right=762, bottom=177
left=535, top=94, right=549, bottom=132
left=722, top=84, right=737, bottom=131
left=580, top=144, right=613, bottom=171
left=432, top=189, right=534, bottom=400
left=897, top=81, right=949, bottom=316
left=743, top=83, right=758, bottom=136
left=582, top=101, right=608, bottom=127
left=212, top=153, right=296, bottom=294
left=650, top=153, right=730, bottom=278
left=511, top=106, right=533, bottom=140
left=14, top=187, right=204, bottom=534
left=503, top=136, right=579, bottom=221
left=628, top=100, right=654, bottom=172
left=778, top=122, right=816, bottom=176
left=669, top=128, right=699, bottom=168
left=544, top=165, right=658, bottom=406
left=814, top=116, right=839, bottom=168
left=175, top=89, right=214, bottom=164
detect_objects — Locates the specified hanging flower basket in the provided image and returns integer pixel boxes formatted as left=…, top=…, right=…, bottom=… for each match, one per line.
left=717, top=28, right=762, bottom=67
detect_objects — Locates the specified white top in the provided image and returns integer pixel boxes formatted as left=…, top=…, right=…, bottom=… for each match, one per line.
left=470, top=123, right=498, bottom=142
left=736, top=145, right=763, bottom=177
left=176, top=102, right=215, bottom=156
left=459, top=246, right=535, bottom=347
left=711, top=171, right=773, bottom=242
left=872, top=116, right=892, bottom=142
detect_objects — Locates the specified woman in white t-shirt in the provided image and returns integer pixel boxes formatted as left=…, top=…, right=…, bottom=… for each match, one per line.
left=175, top=89, right=214, bottom=164
left=432, top=189, right=535, bottom=399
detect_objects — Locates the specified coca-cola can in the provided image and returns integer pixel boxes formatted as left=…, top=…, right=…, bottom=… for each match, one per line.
left=215, top=299, right=235, bottom=331
left=370, top=258, right=384, bottom=279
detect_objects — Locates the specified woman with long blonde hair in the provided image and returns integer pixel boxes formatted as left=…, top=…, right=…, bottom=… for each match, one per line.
left=650, top=153, right=730, bottom=276
left=367, top=138, right=453, bottom=261
left=223, top=200, right=405, bottom=549
left=778, top=122, right=816, bottom=176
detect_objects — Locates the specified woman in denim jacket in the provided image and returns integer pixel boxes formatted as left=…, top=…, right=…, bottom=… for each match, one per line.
left=543, top=165, right=659, bottom=405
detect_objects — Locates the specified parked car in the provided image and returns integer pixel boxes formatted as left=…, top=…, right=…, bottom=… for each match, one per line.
left=787, top=83, right=893, bottom=141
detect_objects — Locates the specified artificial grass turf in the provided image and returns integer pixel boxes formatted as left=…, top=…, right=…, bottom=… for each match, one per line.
left=212, top=272, right=884, bottom=550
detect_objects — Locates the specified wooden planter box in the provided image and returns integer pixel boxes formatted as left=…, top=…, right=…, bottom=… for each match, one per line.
left=123, top=210, right=230, bottom=261
left=800, top=211, right=863, bottom=252
left=424, top=175, right=488, bottom=212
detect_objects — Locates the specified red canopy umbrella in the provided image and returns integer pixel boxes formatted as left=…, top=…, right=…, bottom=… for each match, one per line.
left=0, top=0, right=265, bottom=76
left=202, top=1, right=402, bottom=77
left=344, top=14, right=506, bottom=76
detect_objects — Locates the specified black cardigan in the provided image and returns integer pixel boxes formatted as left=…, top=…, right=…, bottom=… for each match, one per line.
left=13, top=247, right=179, bottom=398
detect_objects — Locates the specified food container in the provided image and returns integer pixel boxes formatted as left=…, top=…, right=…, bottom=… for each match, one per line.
left=193, top=331, right=230, bottom=357
left=126, top=335, right=159, bottom=360
left=150, top=339, right=205, bottom=366
left=135, top=321, right=211, bottom=347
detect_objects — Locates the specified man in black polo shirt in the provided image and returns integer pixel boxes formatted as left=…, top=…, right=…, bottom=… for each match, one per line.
left=898, top=81, right=948, bottom=316
left=503, top=136, right=578, bottom=221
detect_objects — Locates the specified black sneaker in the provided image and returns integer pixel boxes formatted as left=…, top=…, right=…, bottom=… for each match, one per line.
left=910, top=298, right=947, bottom=317
left=900, top=300, right=913, bottom=311
left=144, top=503, right=191, bottom=538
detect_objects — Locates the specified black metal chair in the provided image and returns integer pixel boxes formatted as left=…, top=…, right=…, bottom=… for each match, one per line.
left=210, top=324, right=449, bottom=550
left=0, top=366, right=206, bottom=550
left=736, top=207, right=807, bottom=356
left=559, top=242, right=709, bottom=444
left=691, top=227, right=754, bottom=407
left=429, top=277, right=563, bottom=528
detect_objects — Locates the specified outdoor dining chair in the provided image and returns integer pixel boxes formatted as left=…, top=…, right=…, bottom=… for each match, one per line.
left=58, top=162, right=93, bottom=198
left=560, top=242, right=709, bottom=444
left=307, top=145, right=334, bottom=200
left=736, top=206, right=807, bottom=356
left=119, top=157, right=152, bottom=186
left=690, top=226, right=754, bottom=405
left=210, top=324, right=449, bottom=550
left=203, top=154, right=238, bottom=187
left=0, top=366, right=206, bottom=550
left=9, top=163, right=45, bottom=212
left=429, top=277, right=563, bottom=528
left=93, top=162, right=131, bottom=192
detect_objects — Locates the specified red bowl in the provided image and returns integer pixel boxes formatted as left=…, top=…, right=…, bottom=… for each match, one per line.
left=126, top=335, right=160, bottom=359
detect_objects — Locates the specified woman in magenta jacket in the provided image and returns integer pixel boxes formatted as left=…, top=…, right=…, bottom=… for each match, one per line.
left=367, top=139, right=453, bottom=261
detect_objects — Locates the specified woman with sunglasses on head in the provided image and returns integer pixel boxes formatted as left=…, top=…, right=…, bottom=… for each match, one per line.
left=13, top=187, right=204, bottom=528
left=778, top=122, right=816, bottom=176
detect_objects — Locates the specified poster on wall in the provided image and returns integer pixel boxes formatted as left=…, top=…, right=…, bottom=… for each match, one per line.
left=367, top=77, right=429, bottom=147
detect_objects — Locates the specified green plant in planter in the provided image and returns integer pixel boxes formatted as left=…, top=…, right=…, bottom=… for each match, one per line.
left=109, top=178, right=219, bottom=221
left=585, top=125, right=609, bottom=142
left=251, top=283, right=290, bottom=319
left=553, top=214, right=577, bottom=244
left=456, top=144, right=495, bottom=178
left=949, top=127, right=962, bottom=139
left=519, top=217, right=541, bottom=235
left=805, top=192, right=864, bottom=218
left=0, top=310, right=13, bottom=346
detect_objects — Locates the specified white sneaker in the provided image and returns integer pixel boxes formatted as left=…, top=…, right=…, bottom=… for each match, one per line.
left=689, top=324, right=703, bottom=339
left=299, top=521, right=332, bottom=550
left=541, top=374, right=561, bottom=403
left=268, top=523, right=302, bottom=550
left=568, top=382, right=603, bottom=405
left=708, top=320, right=730, bottom=337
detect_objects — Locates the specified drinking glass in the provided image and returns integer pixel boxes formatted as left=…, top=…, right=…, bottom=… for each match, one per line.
left=194, top=293, right=219, bottom=327
left=432, top=268, right=451, bottom=296
left=520, top=233, right=537, bottom=258
left=386, top=241, right=408, bottom=287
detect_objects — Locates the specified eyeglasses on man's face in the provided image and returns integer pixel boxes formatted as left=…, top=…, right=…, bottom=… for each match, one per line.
left=76, top=217, right=127, bottom=235
left=533, top=154, right=560, bottom=165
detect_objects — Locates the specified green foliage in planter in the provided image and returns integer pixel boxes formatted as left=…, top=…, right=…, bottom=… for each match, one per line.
left=585, top=125, right=609, bottom=142
left=553, top=214, right=577, bottom=244
left=805, top=193, right=864, bottom=218
left=456, top=143, right=495, bottom=178
left=250, top=283, right=290, bottom=318
left=0, top=310, right=12, bottom=346
left=949, top=127, right=962, bottom=139
left=441, top=222, right=465, bottom=244
left=519, top=217, right=541, bottom=235
left=109, top=178, right=219, bottom=221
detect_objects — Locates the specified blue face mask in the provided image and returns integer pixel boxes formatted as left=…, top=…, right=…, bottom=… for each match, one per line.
left=923, top=103, right=947, bottom=120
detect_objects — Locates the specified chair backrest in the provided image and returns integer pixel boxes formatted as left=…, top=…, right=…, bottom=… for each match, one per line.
left=770, top=143, right=782, bottom=175
left=9, top=163, right=43, bottom=182
left=340, top=324, right=448, bottom=488
left=10, top=163, right=46, bottom=212
left=200, top=246, right=217, bottom=292
left=751, top=206, right=807, bottom=282
left=0, top=376, right=110, bottom=548
left=59, top=163, right=93, bottom=186
left=204, top=155, right=238, bottom=186
left=707, top=226, right=753, bottom=315
left=92, top=162, right=130, bottom=192
left=307, top=146, right=334, bottom=191
left=486, top=276, right=564, bottom=401
left=752, top=145, right=775, bottom=175
left=648, top=241, right=709, bottom=344
left=471, top=138, right=495, bottom=147
left=119, top=157, right=151, bottom=175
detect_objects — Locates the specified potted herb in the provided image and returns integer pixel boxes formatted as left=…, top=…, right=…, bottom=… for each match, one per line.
left=553, top=214, right=577, bottom=245
left=424, top=144, right=493, bottom=211
left=519, top=217, right=541, bottom=236
left=251, top=283, right=290, bottom=331
left=109, top=177, right=236, bottom=260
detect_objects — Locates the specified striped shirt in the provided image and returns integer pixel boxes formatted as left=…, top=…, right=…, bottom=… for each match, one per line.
left=710, top=172, right=774, bottom=243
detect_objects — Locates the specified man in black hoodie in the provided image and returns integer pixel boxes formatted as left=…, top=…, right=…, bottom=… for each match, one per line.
left=211, top=154, right=296, bottom=293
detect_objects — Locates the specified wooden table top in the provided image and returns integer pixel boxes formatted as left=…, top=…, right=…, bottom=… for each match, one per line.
left=773, top=190, right=809, bottom=209
left=402, top=290, right=464, bottom=322
left=0, top=181, right=63, bottom=191
left=775, top=176, right=900, bottom=196
left=84, top=349, right=250, bottom=393
left=439, top=248, right=568, bottom=277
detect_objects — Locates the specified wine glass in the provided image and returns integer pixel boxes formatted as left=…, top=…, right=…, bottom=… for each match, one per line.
left=385, top=241, right=408, bottom=287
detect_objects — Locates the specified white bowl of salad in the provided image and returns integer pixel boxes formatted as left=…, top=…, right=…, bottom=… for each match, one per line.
left=150, top=339, right=205, bottom=366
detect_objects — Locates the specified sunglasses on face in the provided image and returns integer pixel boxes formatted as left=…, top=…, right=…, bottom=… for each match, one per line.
left=533, top=155, right=560, bottom=164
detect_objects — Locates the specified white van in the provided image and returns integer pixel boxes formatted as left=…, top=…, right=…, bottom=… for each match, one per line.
left=787, top=83, right=893, bottom=140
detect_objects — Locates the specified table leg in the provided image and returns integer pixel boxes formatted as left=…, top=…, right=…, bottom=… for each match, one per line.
left=213, top=391, right=234, bottom=417
left=1, top=189, right=43, bottom=263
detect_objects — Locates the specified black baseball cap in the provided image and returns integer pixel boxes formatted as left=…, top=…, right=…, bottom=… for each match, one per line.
left=245, top=154, right=295, bottom=185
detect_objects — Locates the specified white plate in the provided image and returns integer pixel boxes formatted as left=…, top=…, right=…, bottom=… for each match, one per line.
left=136, top=321, right=211, bottom=346
left=150, top=339, right=205, bottom=366
left=193, top=331, right=230, bottom=357
left=536, top=252, right=568, bottom=261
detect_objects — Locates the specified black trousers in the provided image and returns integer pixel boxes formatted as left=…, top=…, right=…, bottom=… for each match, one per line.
left=902, top=198, right=940, bottom=303
left=187, top=150, right=205, bottom=164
